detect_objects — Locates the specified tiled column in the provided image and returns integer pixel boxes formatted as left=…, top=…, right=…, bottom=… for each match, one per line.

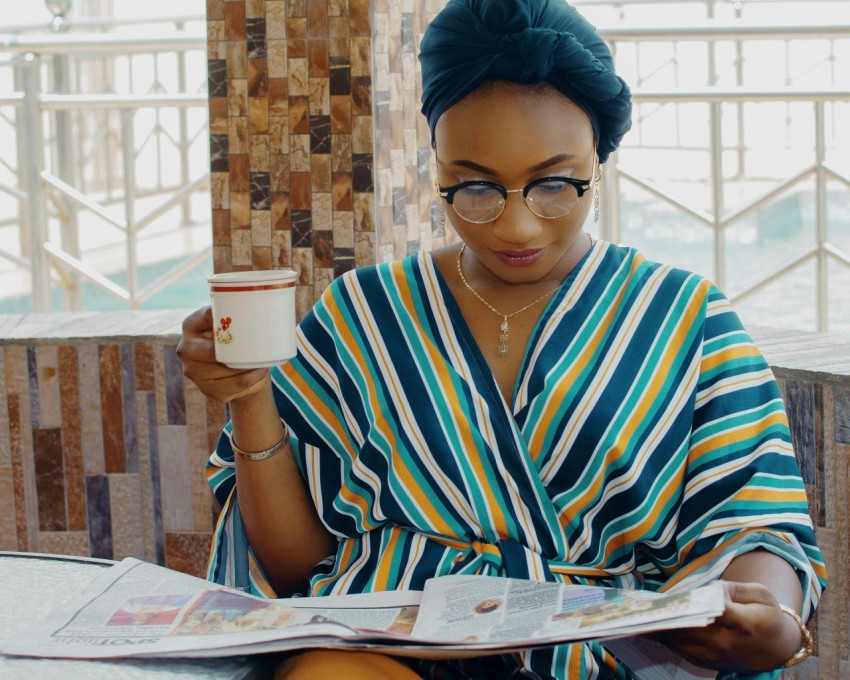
left=206, top=0, right=452, bottom=319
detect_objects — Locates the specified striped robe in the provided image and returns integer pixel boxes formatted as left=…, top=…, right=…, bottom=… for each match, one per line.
left=206, top=242, right=825, bottom=679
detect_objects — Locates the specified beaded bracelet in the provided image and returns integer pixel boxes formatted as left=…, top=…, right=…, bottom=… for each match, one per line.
left=232, top=429, right=290, bottom=461
left=779, top=603, right=814, bottom=668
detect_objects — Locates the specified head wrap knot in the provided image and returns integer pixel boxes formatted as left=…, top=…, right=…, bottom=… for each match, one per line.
left=419, top=0, right=632, bottom=163
left=496, top=28, right=559, bottom=82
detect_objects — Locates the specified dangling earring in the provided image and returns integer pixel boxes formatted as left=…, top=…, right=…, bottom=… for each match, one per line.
left=593, top=167, right=602, bottom=224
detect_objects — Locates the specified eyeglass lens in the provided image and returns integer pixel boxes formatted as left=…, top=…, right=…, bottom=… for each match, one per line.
left=451, top=180, right=580, bottom=223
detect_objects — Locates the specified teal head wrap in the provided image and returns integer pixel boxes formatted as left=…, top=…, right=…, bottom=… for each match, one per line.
left=419, top=0, right=632, bottom=163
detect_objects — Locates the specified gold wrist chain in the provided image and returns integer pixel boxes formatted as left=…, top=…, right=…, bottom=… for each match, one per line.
left=778, top=603, right=814, bottom=668
left=232, top=429, right=290, bottom=461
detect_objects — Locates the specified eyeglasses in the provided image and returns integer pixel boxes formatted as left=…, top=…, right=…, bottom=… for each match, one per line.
left=437, top=176, right=592, bottom=224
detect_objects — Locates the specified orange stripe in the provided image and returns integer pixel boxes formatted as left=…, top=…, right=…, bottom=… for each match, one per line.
left=588, top=337, right=698, bottom=560
left=700, top=343, right=760, bottom=373
left=373, top=527, right=402, bottom=590
left=732, top=488, right=807, bottom=503
left=689, top=413, right=787, bottom=461
left=338, top=485, right=376, bottom=529
left=313, top=538, right=356, bottom=593
left=247, top=553, right=278, bottom=597
left=567, top=643, right=584, bottom=676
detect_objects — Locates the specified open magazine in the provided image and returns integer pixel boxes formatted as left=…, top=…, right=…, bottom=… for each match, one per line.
left=1, top=557, right=720, bottom=677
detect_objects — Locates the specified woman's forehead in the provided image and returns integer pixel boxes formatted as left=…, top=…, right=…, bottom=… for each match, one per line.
left=434, top=84, right=595, bottom=166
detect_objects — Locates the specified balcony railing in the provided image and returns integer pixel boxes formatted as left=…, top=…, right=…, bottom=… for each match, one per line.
left=591, top=15, right=850, bottom=333
left=1, top=7, right=848, bottom=334
left=0, top=16, right=210, bottom=312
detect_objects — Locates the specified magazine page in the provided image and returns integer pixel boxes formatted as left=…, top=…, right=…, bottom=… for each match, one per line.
left=411, top=575, right=724, bottom=647
left=1, top=558, right=421, bottom=660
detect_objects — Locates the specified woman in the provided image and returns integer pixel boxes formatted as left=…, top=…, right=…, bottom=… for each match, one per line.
left=178, top=1, right=825, bottom=677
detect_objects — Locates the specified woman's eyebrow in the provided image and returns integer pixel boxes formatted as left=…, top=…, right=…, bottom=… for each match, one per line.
left=448, top=153, right=578, bottom=175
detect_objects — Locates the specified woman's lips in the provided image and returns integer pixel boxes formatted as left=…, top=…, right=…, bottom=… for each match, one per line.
left=494, top=249, right=544, bottom=267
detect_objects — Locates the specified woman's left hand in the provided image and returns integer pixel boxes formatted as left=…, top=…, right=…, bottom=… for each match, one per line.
left=649, top=580, right=802, bottom=673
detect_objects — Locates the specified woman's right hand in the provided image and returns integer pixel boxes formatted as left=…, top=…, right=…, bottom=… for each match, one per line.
left=176, top=306, right=270, bottom=404
left=179, top=306, right=335, bottom=597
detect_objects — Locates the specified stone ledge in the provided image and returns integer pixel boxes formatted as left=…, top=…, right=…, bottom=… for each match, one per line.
left=0, top=313, right=847, bottom=381
left=0, top=310, right=193, bottom=345
left=750, top=326, right=850, bottom=381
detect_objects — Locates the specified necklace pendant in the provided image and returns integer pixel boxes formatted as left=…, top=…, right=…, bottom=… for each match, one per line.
left=498, top=316, right=509, bottom=356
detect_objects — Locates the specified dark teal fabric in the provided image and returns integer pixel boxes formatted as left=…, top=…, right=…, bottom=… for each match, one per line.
left=419, top=0, right=632, bottom=163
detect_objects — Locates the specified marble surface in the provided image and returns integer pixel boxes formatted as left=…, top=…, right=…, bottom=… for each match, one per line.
left=0, top=311, right=190, bottom=345
left=1, top=313, right=847, bottom=377
left=0, top=553, right=269, bottom=679
left=750, top=326, right=850, bottom=378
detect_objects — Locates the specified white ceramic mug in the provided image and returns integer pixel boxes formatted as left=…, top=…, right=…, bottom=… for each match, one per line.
left=207, top=269, right=298, bottom=368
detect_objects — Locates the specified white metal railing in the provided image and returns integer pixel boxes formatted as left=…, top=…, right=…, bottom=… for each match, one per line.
left=593, top=18, right=850, bottom=333
left=0, top=15, right=210, bottom=311
left=3, top=6, right=849, bottom=333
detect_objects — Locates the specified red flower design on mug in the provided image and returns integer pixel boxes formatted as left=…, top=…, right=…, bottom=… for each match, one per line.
left=215, top=317, right=234, bottom=345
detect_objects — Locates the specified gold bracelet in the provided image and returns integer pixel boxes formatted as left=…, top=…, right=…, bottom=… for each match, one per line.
left=779, top=603, right=814, bottom=668
left=231, top=429, right=290, bottom=461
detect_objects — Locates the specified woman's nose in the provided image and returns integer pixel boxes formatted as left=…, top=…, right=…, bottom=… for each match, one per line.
left=491, top=193, right=542, bottom=244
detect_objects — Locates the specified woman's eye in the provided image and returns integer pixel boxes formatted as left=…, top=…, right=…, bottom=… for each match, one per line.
left=535, top=181, right=569, bottom=194
left=462, top=184, right=497, bottom=197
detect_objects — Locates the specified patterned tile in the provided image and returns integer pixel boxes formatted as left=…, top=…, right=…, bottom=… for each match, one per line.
left=37, top=530, right=90, bottom=557
left=109, top=473, right=144, bottom=560
left=0, top=350, right=11, bottom=469
left=99, top=344, right=126, bottom=473
left=836, top=386, right=850, bottom=444
left=0, top=466, right=17, bottom=550
left=165, top=532, right=213, bottom=579
left=58, top=345, right=86, bottom=531
left=78, top=344, right=105, bottom=475
left=33, top=428, right=66, bottom=532
left=35, top=346, right=61, bottom=428
left=85, top=474, right=113, bottom=559
left=158, top=424, right=193, bottom=533
left=164, top=346, right=187, bottom=426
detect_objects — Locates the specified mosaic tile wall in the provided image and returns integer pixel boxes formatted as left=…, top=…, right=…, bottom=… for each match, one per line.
left=776, top=375, right=850, bottom=678
left=774, top=374, right=849, bottom=678
left=0, top=313, right=227, bottom=579
left=206, top=0, right=451, bottom=320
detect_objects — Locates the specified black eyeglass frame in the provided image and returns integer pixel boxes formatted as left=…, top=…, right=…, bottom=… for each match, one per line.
left=437, top=176, right=592, bottom=221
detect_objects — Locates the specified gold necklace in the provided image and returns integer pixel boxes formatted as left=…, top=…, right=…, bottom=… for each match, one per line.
left=456, top=235, right=595, bottom=357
